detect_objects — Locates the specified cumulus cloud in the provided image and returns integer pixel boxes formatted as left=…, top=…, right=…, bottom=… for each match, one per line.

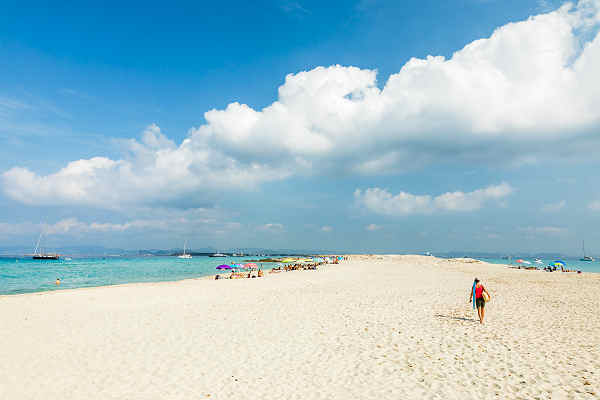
left=2, top=124, right=291, bottom=208
left=3, top=0, right=600, bottom=208
left=365, top=224, right=382, bottom=231
left=320, top=225, right=333, bottom=232
left=541, top=200, right=567, bottom=212
left=354, top=183, right=513, bottom=216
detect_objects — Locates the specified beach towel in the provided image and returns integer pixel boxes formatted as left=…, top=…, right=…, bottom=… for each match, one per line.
left=472, top=281, right=477, bottom=310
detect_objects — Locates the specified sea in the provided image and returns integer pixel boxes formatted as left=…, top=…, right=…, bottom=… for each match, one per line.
left=0, top=255, right=263, bottom=295
left=1, top=255, right=599, bottom=296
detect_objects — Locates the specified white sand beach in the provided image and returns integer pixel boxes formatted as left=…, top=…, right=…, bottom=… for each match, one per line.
left=1, top=255, right=599, bottom=399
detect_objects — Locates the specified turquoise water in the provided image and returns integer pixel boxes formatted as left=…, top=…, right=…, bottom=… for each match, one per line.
left=477, top=257, right=600, bottom=273
left=2, top=255, right=598, bottom=296
left=0, top=256, right=263, bottom=295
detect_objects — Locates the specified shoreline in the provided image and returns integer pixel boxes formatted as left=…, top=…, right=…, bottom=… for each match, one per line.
left=1, top=255, right=593, bottom=298
left=2, top=255, right=599, bottom=399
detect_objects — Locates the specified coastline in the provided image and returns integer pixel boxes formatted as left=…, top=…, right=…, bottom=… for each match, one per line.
left=0, top=254, right=599, bottom=298
left=2, top=255, right=599, bottom=399
left=1, top=255, right=594, bottom=298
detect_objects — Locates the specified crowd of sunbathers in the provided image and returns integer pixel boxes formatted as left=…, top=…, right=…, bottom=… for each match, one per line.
left=214, top=256, right=347, bottom=280
left=543, top=265, right=581, bottom=273
left=215, top=269, right=264, bottom=280
left=512, top=264, right=582, bottom=273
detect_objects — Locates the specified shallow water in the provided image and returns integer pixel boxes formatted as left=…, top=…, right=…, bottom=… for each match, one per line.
left=1, top=255, right=597, bottom=295
left=0, top=256, right=264, bottom=295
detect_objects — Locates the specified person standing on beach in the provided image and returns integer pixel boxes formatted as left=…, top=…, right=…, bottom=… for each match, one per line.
left=469, top=278, right=490, bottom=324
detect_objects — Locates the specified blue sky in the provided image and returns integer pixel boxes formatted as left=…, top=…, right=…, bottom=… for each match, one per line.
left=1, top=0, right=599, bottom=254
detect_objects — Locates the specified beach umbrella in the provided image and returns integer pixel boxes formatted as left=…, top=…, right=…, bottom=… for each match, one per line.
left=232, top=263, right=245, bottom=269
left=552, top=260, right=566, bottom=267
left=244, top=263, right=257, bottom=269
left=516, top=259, right=525, bottom=263
left=216, top=264, right=232, bottom=270
left=522, top=261, right=531, bottom=265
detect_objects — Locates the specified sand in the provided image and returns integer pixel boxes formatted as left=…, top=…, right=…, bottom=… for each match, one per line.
left=1, top=255, right=599, bottom=399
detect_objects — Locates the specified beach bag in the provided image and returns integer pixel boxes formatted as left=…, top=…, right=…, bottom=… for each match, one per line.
left=482, top=292, right=490, bottom=302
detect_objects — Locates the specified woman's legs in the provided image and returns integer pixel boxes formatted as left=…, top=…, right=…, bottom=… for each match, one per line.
left=477, top=305, right=485, bottom=323
left=482, top=305, right=486, bottom=323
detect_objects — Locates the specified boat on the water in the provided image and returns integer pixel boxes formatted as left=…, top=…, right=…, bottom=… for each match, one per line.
left=32, top=231, right=60, bottom=260
left=581, top=241, right=594, bottom=262
left=177, top=240, right=192, bottom=259
left=33, top=254, right=60, bottom=260
left=209, top=253, right=227, bottom=257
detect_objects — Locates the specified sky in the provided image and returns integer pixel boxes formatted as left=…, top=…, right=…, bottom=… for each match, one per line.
left=1, top=0, right=600, bottom=254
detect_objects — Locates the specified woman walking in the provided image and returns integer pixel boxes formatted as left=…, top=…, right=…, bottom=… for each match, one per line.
left=469, top=278, right=491, bottom=324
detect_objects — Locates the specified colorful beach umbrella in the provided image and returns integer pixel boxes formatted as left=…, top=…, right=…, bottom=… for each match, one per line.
left=232, top=263, right=245, bottom=269
left=216, top=264, right=231, bottom=270
left=552, top=260, right=566, bottom=267
left=244, top=263, right=257, bottom=269
left=516, top=259, right=525, bottom=263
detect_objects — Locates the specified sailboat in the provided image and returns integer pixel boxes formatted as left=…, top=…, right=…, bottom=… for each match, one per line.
left=580, top=240, right=594, bottom=262
left=32, top=231, right=60, bottom=260
left=177, top=240, right=192, bottom=259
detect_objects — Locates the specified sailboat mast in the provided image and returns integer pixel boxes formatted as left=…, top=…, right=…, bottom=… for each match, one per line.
left=33, top=232, right=43, bottom=256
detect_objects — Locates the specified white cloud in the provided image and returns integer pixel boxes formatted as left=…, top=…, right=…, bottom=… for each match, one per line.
left=589, top=200, right=600, bottom=210
left=0, top=218, right=166, bottom=236
left=320, top=225, right=333, bottom=232
left=365, top=224, right=382, bottom=231
left=257, top=223, right=285, bottom=233
left=3, top=0, right=600, bottom=208
left=541, top=199, right=566, bottom=212
left=354, top=183, right=513, bottom=216
left=2, top=124, right=291, bottom=208
left=0, top=207, right=241, bottom=239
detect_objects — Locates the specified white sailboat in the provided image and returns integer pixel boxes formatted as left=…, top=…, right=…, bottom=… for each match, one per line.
left=32, top=231, right=60, bottom=260
left=178, top=240, right=192, bottom=259
left=581, top=240, right=594, bottom=262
